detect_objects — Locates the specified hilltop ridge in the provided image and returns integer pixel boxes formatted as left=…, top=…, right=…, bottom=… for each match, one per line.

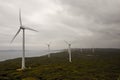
left=0, top=48, right=120, bottom=80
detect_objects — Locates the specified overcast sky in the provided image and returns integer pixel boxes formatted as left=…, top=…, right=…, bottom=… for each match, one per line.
left=0, top=0, right=120, bottom=50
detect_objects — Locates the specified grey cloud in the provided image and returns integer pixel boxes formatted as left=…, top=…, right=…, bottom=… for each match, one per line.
left=58, top=0, right=120, bottom=36
left=0, top=0, right=120, bottom=50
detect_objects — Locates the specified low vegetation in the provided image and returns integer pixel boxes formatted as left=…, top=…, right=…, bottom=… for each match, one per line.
left=0, top=48, right=120, bottom=80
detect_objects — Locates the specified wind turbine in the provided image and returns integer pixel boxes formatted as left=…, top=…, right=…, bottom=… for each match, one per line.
left=11, top=9, right=38, bottom=70
left=64, top=40, right=72, bottom=62
left=46, top=42, right=51, bottom=58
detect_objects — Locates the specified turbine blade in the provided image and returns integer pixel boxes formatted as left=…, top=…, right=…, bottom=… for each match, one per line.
left=11, top=28, right=21, bottom=43
left=23, top=26, right=38, bottom=32
left=19, top=9, right=22, bottom=26
left=64, top=40, right=69, bottom=44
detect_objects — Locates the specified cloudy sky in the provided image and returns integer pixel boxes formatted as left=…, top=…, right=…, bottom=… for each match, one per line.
left=0, top=0, right=120, bottom=50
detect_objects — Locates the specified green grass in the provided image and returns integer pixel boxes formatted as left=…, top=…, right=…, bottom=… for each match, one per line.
left=0, top=48, right=120, bottom=80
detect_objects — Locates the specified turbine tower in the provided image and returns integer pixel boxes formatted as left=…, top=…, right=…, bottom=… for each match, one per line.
left=47, top=42, right=51, bottom=58
left=64, top=40, right=72, bottom=62
left=11, top=9, right=38, bottom=70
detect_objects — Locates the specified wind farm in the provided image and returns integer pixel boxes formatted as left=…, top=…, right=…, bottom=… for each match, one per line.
left=0, top=48, right=120, bottom=80
left=0, top=0, right=120, bottom=80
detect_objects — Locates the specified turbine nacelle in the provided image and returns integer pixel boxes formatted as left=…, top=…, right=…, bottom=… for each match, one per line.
left=20, top=26, right=25, bottom=29
left=64, top=40, right=71, bottom=46
left=68, top=44, right=71, bottom=47
left=20, top=26, right=38, bottom=32
left=48, top=44, right=50, bottom=47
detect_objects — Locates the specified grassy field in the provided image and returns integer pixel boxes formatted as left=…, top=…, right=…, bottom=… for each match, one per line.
left=0, top=48, right=120, bottom=80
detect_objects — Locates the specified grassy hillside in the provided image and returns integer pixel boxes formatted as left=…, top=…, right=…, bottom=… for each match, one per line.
left=0, top=49, right=120, bottom=80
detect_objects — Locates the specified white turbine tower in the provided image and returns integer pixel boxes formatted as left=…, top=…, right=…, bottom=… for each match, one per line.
left=11, top=9, right=38, bottom=70
left=64, top=41, right=72, bottom=63
left=47, top=42, right=51, bottom=58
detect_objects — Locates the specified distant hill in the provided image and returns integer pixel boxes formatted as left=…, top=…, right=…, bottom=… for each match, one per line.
left=0, top=48, right=120, bottom=80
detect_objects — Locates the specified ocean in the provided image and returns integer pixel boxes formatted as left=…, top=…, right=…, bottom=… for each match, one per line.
left=0, top=50, right=61, bottom=61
